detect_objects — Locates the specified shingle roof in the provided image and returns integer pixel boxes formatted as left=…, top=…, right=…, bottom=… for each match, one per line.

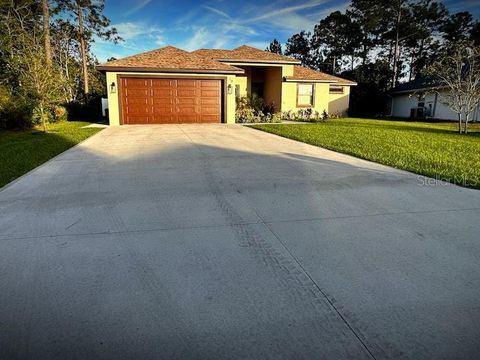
left=96, top=46, right=244, bottom=73
left=193, top=45, right=301, bottom=64
left=391, top=77, right=441, bottom=93
left=286, top=65, right=357, bottom=85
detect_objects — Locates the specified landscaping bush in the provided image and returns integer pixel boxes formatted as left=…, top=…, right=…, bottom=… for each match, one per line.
left=53, top=105, right=68, bottom=122
left=280, top=109, right=330, bottom=122
left=235, top=95, right=280, bottom=123
left=0, top=87, right=34, bottom=129
left=32, top=105, right=54, bottom=125
left=64, top=95, right=102, bottom=122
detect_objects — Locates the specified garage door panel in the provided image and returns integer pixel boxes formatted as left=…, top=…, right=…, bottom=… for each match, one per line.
left=201, top=80, right=220, bottom=87
left=152, top=79, right=175, bottom=87
left=152, top=105, right=176, bottom=114
left=177, top=98, right=197, bottom=105
left=125, top=115, right=151, bottom=124
left=202, top=106, right=221, bottom=115
left=177, top=89, right=197, bottom=97
left=153, top=97, right=175, bottom=105
left=126, top=97, right=149, bottom=105
left=152, top=114, right=176, bottom=123
left=177, top=80, right=197, bottom=87
left=121, top=77, right=221, bottom=124
left=152, top=89, right=175, bottom=97
left=124, top=79, right=149, bottom=87
left=201, top=90, right=219, bottom=97
left=177, top=105, right=197, bottom=114
left=177, top=114, right=197, bottom=123
left=201, top=98, right=219, bottom=105
left=125, top=88, right=150, bottom=97
left=200, top=115, right=220, bottom=122
left=126, top=105, right=150, bottom=114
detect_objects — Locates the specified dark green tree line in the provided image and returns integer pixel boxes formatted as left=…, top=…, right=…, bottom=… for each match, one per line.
left=0, top=0, right=120, bottom=129
left=266, top=0, right=479, bottom=116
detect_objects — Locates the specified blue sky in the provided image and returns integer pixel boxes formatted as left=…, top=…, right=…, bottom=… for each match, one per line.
left=93, top=0, right=480, bottom=62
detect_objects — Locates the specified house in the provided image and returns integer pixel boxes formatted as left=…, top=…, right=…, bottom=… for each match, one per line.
left=96, top=45, right=356, bottom=125
left=390, top=77, right=480, bottom=121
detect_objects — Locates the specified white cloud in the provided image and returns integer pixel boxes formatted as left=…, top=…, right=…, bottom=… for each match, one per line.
left=263, top=12, right=316, bottom=30
left=307, top=1, right=350, bottom=20
left=204, top=5, right=231, bottom=19
left=114, top=22, right=163, bottom=41
left=182, top=28, right=211, bottom=51
left=245, top=0, right=328, bottom=23
left=125, top=0, right=153, bottom=16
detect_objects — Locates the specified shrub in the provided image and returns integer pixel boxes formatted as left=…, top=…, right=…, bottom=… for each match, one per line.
left=0, top=87, right=34, bottom=129
left=278, top=108, right=329, bottom=122
left=64, top=96, right=102, bottom=121
left=32, top=105, right=54, bottom=125
left=235, top=95, right=280, bottom=123
left=53, top=105, right=68, bottom=122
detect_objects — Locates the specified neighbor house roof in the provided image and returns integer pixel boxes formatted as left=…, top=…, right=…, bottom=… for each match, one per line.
left=391, top=77, right=443, bottom=94
left=96, top=46, right=244, bottom=74
left=285, top=65, right=357, bottom=85
left=192, top=45, right=301, bottom=64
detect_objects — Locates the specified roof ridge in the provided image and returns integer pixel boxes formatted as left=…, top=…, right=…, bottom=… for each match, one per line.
left=96, top=46, right=244, bottom=73
left=98, top=45, right=188, bottom=67
left=289, top=65, right=356, bottom=84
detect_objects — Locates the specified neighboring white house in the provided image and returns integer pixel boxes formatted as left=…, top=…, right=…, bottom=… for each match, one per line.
left=389, top=78, right=480, bottom=121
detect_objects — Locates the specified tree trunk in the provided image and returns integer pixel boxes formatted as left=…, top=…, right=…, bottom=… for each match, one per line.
left=78, top=3, right=89, bottom=100
left=392, top=3, right=402, bottom=88
left=458, top=113, right=462, bottom=133
left=408, top=51, right=414, bottom=81
left=464, top=113, right=469, bottom=133
left=42, top=0, right=51, bottom=66
left=40, top=104, right=47, bottom=133
left=332, top=56, right=336, bottom=74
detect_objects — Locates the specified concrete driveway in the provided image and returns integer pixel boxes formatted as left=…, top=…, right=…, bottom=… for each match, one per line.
left=1, top=124, right=479, bottom=359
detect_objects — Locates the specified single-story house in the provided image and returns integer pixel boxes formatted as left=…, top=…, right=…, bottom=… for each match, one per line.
left=96, top=45, right=356, bottom=125
left=389, top=77, right=480, bottom=121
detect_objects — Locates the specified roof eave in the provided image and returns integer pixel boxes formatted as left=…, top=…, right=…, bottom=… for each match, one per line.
left=391, top=85, right=445, bottom=94
left=95, top=66, right=245, bottom=74
left=215, top=58, right=301, bottom=65
left=284, top=78, right=357, bottom=85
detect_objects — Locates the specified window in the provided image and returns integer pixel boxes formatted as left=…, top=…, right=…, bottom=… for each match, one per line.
left=235, top=84, right=240, bottom=99
left=297, top=83, right=314, bottom=107
left=329, top=85, right=344, bottom=94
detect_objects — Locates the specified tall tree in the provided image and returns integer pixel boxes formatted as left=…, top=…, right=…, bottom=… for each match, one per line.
left=348, top=0, right=391, bottom=64
left=285, top=31, right=318, bottom=68
left=312, top=11, right=362, bottom=73
left=441, top=12, right=475, bottom=43
left=266, top=39, right=282, bottom=54
left=405, top=0, right=447, bottom=79
left=41, top=0, right=52, bottom=66
left=427, top=43, right=480, bottom=133
left=58, top=0, right=120, bottom=100
left=471, top=22, right=480, bottom=46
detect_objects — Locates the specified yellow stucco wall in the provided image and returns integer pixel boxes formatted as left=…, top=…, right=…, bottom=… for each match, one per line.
left=105, top=71, right=236, bottom=125
left=281, top=82, right=332, bottom=114
left=327, top=86, right=351, bottom=116
left=234, top=75, right=248, bottom=98
left=279, top=63, right=352, bottom=115
left=264, top=67, right=282, bottom=112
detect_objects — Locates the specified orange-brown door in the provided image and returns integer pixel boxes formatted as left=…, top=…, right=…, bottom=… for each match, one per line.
left=120, top=78, right=222, bottom=124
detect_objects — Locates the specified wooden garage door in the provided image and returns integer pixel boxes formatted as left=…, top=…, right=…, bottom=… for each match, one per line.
left=120, top=78, right=222, bottom=124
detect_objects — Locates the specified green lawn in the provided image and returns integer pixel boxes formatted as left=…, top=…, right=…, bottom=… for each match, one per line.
left=252, top=118, right=480, bottom=189
left=0, top=121, right=103, bottom=188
